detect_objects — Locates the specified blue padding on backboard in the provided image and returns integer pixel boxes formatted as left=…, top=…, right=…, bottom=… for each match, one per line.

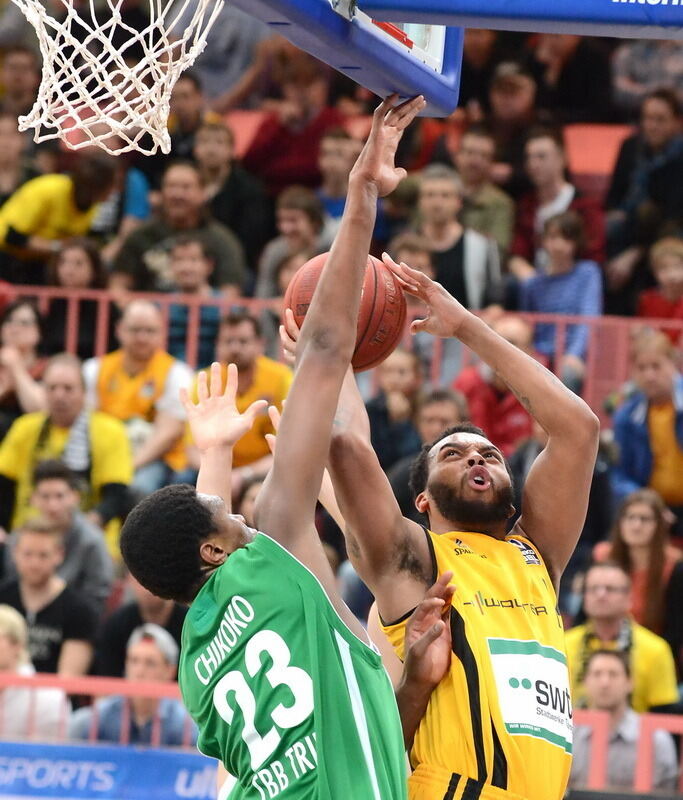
left=229, top=0, right=463, bottom=116
left=359, top=0, right=683, bottom=40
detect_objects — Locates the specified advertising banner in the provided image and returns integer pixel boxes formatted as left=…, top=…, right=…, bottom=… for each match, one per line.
left=0, top=741, right=217, bottom=800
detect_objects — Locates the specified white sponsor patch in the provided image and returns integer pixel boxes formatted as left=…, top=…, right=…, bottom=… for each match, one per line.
left=488, top=638, right=573, bottom=753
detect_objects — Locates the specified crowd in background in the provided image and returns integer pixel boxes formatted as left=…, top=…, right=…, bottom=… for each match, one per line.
left=0, top=0, right=683, bottom=792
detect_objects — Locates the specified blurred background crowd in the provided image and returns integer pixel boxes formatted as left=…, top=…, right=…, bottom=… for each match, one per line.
left=0, top=0, right=683, bottom=792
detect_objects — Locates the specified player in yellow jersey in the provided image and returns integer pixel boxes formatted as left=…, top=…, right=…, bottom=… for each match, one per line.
left=315, top=258, right=600, bottom=800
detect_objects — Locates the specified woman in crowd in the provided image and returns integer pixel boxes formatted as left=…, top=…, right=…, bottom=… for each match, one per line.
left=43, top=238, right=117, bottom=360
left=0, top=299, right=47, bottom=437
left=594, top=489, right=683, bottom=641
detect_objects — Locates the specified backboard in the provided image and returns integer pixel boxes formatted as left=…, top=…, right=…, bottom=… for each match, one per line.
left=358, top=0, right=683, bottom=40
left=229, top=0, right=464, bottom=116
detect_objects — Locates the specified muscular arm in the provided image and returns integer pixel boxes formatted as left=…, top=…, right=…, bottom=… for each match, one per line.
left=254, top=97, right=423, bottom=590
left=328, top=371, right=432, bottom=620
left=388, top=260, right=600, bottom=585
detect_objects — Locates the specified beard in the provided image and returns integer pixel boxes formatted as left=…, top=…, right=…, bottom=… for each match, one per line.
left=428, top=476, right=515, bottom=528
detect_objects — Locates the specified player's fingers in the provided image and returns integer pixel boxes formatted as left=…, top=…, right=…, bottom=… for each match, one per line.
left=393, top=167, right=408, bottom=184
left=411, top=318, right=429, bottom=335
left=209, top=361, right=223, bottom=399
left=284, top=307, right=301, bottom=340
left=268, top=404, right=281, bottom=431
left=411, top=621, right=446, bottom=656
left=424, top=571, right=455, bottom=599
left=400, top=261, right=432, bottom=287
left=265, top=432, right=276, bottom=455
left=223, top=362, right=238, bottom=405
left=374, top=93, right=399, bottom=120
left=245, top=399, right=268, bottom=420
left=392, top=95, right=426, bottom=127
left=197, top=369, right=209, bottom=403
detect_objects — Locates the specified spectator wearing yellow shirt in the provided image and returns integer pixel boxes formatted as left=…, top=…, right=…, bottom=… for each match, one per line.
left=189, top=311, right=292, bottom=498
left=83, top=300, right=194, bottom=495
left=565, top=562, right=679, bottom=713
left=0, top=153, right=117, bottom=284
left=0, top=354, right=133, bottom=554
left=612, top=329, right=683, bottom=536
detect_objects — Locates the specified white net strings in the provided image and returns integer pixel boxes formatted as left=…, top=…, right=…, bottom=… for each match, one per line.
left=11, top=0, right=224, bottom=154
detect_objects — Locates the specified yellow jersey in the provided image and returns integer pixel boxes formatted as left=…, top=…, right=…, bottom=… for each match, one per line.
left=382, top=529, right=572, bottom=800
left=193, top=357, right=292, bottom=467
left=0, top=411, right=132, bottom=556
left=0, top=174, right=99, bottom=250
left=88, top=349, right=191, bottom=472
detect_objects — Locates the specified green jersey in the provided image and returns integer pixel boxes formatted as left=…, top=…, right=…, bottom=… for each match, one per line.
left=178, top=533, right=407, bottom=800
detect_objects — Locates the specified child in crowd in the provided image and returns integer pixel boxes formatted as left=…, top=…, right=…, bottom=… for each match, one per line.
left=637, top=237, right=683, bottom=345
left=519, top=211, right=603, bottom=393
left=165, top=235, right=222, bottom=368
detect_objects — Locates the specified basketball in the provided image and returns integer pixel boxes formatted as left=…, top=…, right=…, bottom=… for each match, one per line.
left=284, top=252, right=407, bottom=372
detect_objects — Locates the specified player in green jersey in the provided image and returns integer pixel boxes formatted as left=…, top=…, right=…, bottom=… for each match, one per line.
left=120, top=94, right=452, bottom=799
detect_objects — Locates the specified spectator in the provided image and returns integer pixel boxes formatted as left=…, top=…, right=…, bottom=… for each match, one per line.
left=83, top=300, right=194, bottom=494
left=88, top=139, right=152, bottom=265
left=453, top=315, right=534, bottom=456
left=487, top=61, right=549, bottom=199
left=316, top=127, right=364, bottom=241
left=0, top=153, right=117, bottom=284
left=0, top=45, right=40, bottom=117
left=366, top=347, right=423, bottom=472
left=458, top=29, right=507, bottom=116
left=387, top=388, right=468, bottom=523
left=255, top=186, right=326, bottom=298
left=243, top=53, right=344, bottom=196
left=637, top=237, right=683, bottom=343
left=570, top=650, right=678, bottom=791
left=0, top=109, right=39, bottom=207
left=594, top=489, right=682, bottom=637
left=95, top=575, right=187, bottom=678
left=71, top=623, right=196, bottom=745
left=612, top=40, right=683, bottom=119
left=416, top=165, right=502, bottom=309
left=193, top=120, right=272, bottom=268
left=110, top=161, right=246, bottom=296
left=611, top=329, right=683, bottom=533
left=165, top=234, right=222, bottom=368
left=175, top=5, right=269, bottom=102
left=0, top=299, right=47, bottom=438
left=605, top=90, right=683, bottom=260
left=167, top=71, right=221, bottom=162
left=0, top=353, right=133, bottom=554
left=529, top=35, right=612, bottom=123
left=565, top=562, right=679, bottom=712
left=509, top=128, right=605, bottom=281
left=0, top=518, right=97, bottom=675
left=453, top=124, right=515, bottom=257
left=189, top=311, right=291, bottom=495
left=3, top=460, right=113, bottom=614
left=0, top=604, right=69, bottom=739
left=43, top=238, right=117, bottom=361
left=519, top=211, right=603, bottom=392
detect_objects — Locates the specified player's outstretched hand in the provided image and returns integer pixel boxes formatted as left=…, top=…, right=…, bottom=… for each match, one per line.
left=403, top=571, right=455, bottom=689
left=180, top=362, right=267, bottom=453
left=382, top=252, right=469, bottom=338
left=351, top=94, right=426, bottom=197
left=279, top=307, right=301, bottom=366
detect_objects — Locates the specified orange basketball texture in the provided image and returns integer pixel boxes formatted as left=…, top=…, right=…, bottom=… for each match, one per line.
left=283, top=252, right=407, bottom=372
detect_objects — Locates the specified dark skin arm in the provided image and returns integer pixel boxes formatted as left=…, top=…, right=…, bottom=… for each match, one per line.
left=385, top=257, right=600, bottom=588
left=254, top=95, right=425, bottom=635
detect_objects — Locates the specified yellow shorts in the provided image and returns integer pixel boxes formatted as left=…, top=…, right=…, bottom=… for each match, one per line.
left=409, top=764, right=528, bottom=800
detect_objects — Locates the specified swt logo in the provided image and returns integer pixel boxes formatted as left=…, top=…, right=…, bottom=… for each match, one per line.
left=508, top=676, right=573, bottom=718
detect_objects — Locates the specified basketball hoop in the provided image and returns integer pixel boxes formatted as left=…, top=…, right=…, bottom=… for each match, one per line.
left=11, top=0, right=224, bottom=155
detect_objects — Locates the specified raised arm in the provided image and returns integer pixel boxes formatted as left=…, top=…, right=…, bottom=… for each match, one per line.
left=386, top=257, right=600, bottom=584
left=254, top=96, right=425, bottom=566
left=279, top=312, right=432, bottom=621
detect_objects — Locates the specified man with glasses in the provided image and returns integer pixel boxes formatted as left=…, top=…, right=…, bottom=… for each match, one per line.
left=565, top=562, right=679, bottom=711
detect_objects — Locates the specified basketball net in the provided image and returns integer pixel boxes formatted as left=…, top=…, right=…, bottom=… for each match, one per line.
left=11, top=0, right=224, bottom=155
